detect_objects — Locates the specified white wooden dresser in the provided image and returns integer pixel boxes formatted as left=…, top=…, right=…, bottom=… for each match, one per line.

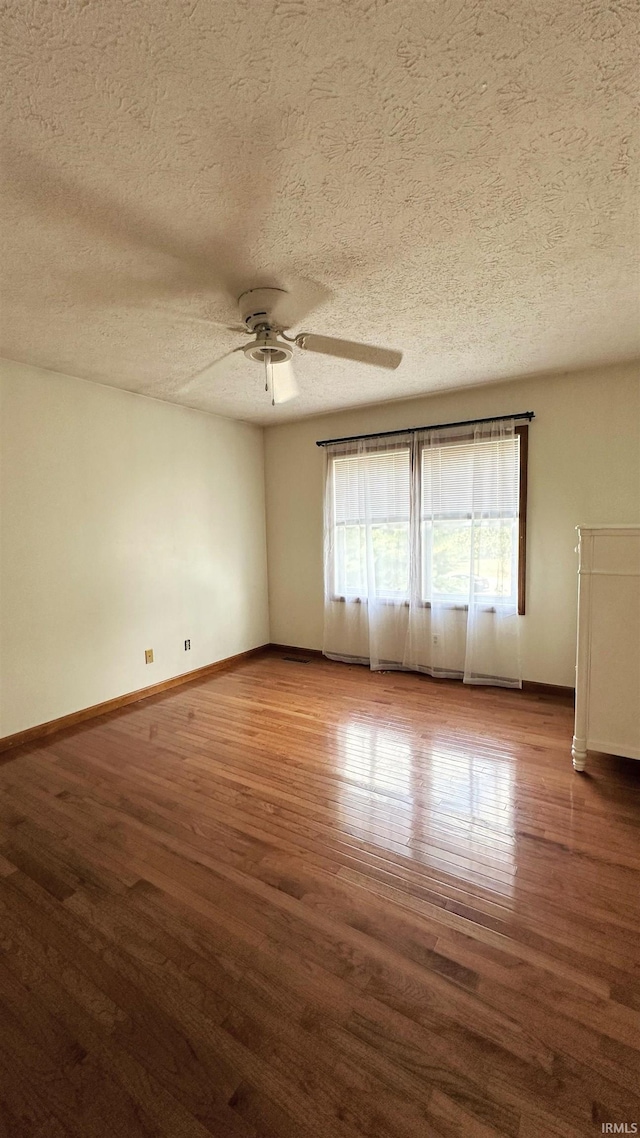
left=572, top=526, right=640, bottom=771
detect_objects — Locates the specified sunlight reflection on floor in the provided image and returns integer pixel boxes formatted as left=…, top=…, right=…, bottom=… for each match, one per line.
left=335, top=717, right=516, bottom=895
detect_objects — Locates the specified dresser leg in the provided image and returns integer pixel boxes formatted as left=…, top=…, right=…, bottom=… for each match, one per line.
left=571, top=737, right=587, bottom=772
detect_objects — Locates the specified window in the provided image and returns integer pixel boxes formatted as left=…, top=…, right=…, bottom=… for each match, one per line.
left=332, top=447, right=410, bottom=600
left=329, top=425, right=528, bottom=614
left=420, top=431, right=523, bottom=608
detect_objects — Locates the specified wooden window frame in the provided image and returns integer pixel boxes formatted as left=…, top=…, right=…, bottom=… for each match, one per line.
left=516, top=424, right=528, bottom=616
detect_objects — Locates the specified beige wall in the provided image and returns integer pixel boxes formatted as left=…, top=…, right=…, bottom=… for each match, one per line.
left=3, top=358, right=638, bottom=735
left=264, top=361, right=640, bottom=687
left=0, top=360, right=269, bottom=736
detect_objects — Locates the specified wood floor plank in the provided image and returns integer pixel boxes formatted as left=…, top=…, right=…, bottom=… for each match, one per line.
left=1, top=652, right=639, bottom=1136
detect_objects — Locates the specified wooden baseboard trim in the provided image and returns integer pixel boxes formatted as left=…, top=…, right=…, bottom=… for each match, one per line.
left=268, top=645, right=574, bottom=700
left=267, top=643, right=325, bottom=660
left=2, top=645, right=575, bottom=757
left=0, top=645, right=270, bottom=756
left=522, top=680, right=575, bottom=701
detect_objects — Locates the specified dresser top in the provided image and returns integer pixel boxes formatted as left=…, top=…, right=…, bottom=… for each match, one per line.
left=576, top=525, right=640, bottom=536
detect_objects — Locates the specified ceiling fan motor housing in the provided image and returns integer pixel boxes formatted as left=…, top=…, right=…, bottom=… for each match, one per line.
left=238, top=287, right=287, bottom=332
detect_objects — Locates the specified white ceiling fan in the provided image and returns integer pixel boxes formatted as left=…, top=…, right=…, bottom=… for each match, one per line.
left=4, top=145, right=402, bottom=406
left=179, top=286, right=403, bottom=405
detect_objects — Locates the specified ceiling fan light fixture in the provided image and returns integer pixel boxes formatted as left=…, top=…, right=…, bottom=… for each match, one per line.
left=242, top=331, right=294, bottom=365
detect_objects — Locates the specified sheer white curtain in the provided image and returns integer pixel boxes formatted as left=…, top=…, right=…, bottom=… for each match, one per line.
left=324, top=434, right=412, bottom=670
left=323, top=419, right=522, bottom=688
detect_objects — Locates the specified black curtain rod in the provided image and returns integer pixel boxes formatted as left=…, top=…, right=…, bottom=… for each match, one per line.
left=316, top=411, right=535, bottom=448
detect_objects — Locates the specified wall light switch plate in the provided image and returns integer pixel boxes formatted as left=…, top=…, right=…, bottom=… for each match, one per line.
left=145, top=649, right=154, bottom=664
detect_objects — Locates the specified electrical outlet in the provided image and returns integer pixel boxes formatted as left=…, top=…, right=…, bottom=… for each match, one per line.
left=184, top=639, right=190, bottom=651
left=432, top=635, right=439, bottom=645
left=145, top=649, right=154, bottom=664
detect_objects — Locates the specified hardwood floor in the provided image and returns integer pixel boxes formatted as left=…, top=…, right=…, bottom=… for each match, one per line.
left=0, top=652, right=638, bottom=1138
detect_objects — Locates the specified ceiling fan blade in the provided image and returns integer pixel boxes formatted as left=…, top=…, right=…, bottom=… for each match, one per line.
left=175, top=314, right=248, bottom=335
left=3, top=120, right=281, bottom=307
left=3, top=144, right=234, bottom=294
left=132, top=304, right=247, bottom=334
left=272, top=360, right=299, bottom=404
left=179, top=345, right=246, bottom=392
left=268, top=278, right=332, bottom=330
left=296, top=333, right=402, bottom=370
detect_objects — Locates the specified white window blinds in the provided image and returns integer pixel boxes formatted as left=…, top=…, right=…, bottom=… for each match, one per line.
left=421, top=437, right=520, bottom=518
left=333, top=449, right=410, bottom=523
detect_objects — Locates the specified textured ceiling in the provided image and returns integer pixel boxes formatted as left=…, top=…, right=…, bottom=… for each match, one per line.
left=1, top=0, right=638, bottom=425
